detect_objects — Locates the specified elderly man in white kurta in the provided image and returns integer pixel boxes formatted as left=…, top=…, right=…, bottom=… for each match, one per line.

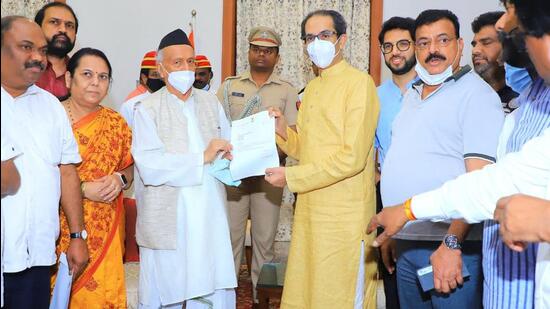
left=132, top=29, right=237, bottom=309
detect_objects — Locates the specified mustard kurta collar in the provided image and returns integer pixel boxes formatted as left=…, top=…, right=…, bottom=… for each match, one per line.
left=319, top=60, right=349, bottom=78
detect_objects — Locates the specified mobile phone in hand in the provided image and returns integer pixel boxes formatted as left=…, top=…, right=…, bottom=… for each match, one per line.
left=416, top=264, right=470, bottom=292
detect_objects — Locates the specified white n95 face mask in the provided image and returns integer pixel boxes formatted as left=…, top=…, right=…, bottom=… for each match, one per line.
left=161, top=63, right=194, bottom=94
left=167, top=70, right=195, bottom=94
left=415, top=44, right=460, bottom=86
left=307, top=37, right=340, bottom=69
left=414, top=61, right=453, bottom=86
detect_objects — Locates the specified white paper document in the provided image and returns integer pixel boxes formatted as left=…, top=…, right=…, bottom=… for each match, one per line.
left=230, top=111, right=280, bottom=180
left=50, top=253, right=73, bottom=309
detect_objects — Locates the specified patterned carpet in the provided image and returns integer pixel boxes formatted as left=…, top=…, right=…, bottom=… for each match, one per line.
left=237, top=266, right=280, bottom=309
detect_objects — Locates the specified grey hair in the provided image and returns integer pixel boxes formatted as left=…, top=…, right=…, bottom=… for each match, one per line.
left=156, top=49, right=163, bottom=62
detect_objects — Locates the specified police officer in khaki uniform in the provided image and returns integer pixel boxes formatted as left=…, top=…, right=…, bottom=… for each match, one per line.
left=216, top=26, right=298, bottom=303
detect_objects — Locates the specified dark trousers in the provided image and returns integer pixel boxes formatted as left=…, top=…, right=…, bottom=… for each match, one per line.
left=3, top=266, right=50, bottom=309
left=376, top=182, right=401, bottom=309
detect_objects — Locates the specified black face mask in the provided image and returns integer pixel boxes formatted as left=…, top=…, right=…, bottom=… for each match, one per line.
left=498, top=28, right=532, bottom=69
left=146, top=78, right=165, bottom=92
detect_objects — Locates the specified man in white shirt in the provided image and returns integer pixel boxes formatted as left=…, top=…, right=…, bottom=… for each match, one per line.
left=1, top=133, right=21, bottom=309
left=1, top=16, right=88, bottom=308
left=1, top=135, right=20, bottom=199
left=132, top=28, right=236, bottom=309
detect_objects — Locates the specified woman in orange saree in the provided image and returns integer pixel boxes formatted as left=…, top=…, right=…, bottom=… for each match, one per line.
left=54, top=48, right=133, bottom=308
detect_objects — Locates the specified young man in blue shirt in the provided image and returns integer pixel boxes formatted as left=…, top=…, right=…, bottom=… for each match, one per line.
left=375, top=16, right=417, bottom=309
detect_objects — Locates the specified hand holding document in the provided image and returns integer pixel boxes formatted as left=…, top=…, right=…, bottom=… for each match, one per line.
left=230, top=111, right=280, bottom=180
left=50, top=252, right=73, bottom=309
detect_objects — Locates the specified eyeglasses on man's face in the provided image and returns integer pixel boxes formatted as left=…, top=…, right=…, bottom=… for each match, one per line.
left=302, top=30, right=337, bottom=44
left=380, top=39, right=412, bottom=54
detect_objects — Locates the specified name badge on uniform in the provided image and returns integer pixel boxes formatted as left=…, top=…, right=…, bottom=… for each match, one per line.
left=231, top=92, right=245, bottom=97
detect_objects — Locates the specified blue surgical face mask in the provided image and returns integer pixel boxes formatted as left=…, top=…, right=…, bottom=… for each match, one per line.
left=208, top=158, right=241, bottom=187
left=504, top=62, right=532, bottom=94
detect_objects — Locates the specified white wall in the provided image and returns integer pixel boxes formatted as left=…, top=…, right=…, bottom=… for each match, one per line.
left=381, top=0, right=503, bottom=82
left=68, top=0, right=223, bottom=110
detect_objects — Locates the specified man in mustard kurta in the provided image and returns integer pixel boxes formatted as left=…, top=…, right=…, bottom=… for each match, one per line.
left=265, top=9, right=380, bottom=309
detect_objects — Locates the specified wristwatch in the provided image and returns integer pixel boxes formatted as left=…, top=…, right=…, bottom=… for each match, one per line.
left=114, top=172, right=128, bottom=188
left=443, top=234, right=462, bottom=250
left=70, top=229, right=88, bottom=240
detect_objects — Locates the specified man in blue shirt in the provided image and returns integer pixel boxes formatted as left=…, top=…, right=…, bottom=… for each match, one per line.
left=376, top=17, right=417, bottom=169
left=375, top=16, right=417, bottom=309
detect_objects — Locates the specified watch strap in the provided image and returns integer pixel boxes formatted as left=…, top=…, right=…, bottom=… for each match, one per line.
left=70, top=229, right=87, bottom=240
left=114, top=172, right=128, bottom=188
left=444, top=234, right=462, bottom=250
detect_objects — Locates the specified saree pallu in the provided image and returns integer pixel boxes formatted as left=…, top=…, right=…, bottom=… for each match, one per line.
left=54, top=107, right=133, bottom=309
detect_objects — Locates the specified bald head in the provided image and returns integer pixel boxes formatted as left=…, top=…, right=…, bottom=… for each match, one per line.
left=1, top=16, right=47, bottom=50
left=1, top=16, right=48, bottom=96
left=1, top=16, right=26, bottom=46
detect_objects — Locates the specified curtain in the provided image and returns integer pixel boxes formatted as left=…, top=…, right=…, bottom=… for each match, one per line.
left=1, top=0, right=50, bottom=18
left=236, top=0, right=371, bottom=91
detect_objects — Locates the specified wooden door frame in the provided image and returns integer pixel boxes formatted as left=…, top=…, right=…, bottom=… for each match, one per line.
left=369, top=0, right=383, bottom=85
left=221, top=0, right=383, bottom=84
left=221, top=0, right=237, bottom=80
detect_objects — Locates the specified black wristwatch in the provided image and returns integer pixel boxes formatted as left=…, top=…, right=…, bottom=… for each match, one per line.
left=70, top=229, right=88, bottom=240
left=443, top=234, right=461, bottom=250
left=114, top=172, right=128, bottom=188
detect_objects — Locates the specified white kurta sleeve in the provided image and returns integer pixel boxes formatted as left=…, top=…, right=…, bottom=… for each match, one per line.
left=218, top=103, right=231, bottom=141
left=411, top=128, right=550, bottom=223
left=119, top=100, right=134, bottom=129
left=132, top=106, right=204, bottom=187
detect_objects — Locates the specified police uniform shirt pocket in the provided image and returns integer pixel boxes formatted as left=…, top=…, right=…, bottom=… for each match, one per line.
left=229, top=91, right=247, bottom=115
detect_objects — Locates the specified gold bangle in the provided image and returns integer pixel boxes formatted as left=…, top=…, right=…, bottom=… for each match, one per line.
left=80, top=181, right=86, bottom=196
left=404, top=198, right=416, bottom=221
